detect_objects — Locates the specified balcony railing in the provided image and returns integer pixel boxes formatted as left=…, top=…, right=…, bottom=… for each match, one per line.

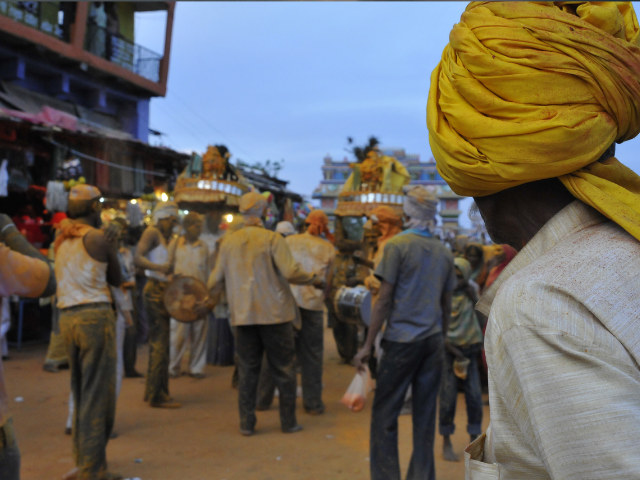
left=84, top=22, right=162, bottom=83
left=0, top=1, right=63, bottom=39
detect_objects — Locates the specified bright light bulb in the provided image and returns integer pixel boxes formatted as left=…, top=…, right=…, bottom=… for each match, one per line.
left=99, top=197, right=105, bottom=203
left=184, top=210, right=189, bottom=215
left=226, top=214, right=233, bottom=223
left=161, top=192, right=168, bottom=202
left=130, top=199, right=137, bottom=204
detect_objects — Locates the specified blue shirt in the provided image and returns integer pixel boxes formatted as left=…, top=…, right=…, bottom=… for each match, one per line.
left=375, top=233, right=456, bottom=343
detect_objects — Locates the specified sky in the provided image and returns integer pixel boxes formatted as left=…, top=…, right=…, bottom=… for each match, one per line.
left=136, top=2, right=640, bottom=229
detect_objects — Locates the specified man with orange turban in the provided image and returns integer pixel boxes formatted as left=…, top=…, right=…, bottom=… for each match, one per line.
left=428, top=2, right=640, bottom=478
left=283, top=210, right=335, bottom=414
left=363, top=206, right=403, bottom=299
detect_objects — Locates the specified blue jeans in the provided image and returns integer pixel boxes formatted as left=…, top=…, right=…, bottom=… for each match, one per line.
left=370, top=334, right=444, bottom=480
left=439, top=344, right=483, bottom=437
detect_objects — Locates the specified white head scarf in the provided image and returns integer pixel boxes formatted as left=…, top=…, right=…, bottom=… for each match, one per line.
left=403, top=185, right=438, bottom=231
left=152, top=201, right=179, bottom=225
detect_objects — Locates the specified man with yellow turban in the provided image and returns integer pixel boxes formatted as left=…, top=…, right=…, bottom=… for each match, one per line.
left=428, top=2, right=640, bottom=478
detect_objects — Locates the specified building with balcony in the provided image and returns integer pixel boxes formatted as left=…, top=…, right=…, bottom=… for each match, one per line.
left=313, top=147, right=464, bottom=231
left=0, top=2, right=185, bottom=205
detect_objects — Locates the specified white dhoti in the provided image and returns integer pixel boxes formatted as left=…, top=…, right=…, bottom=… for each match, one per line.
left=169, top=317, right=208, bottom=376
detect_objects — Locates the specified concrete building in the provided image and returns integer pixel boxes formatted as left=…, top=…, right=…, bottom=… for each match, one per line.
left=0, top=2, right=185, bottom=201
left=313, top=147, right=464, bottom=231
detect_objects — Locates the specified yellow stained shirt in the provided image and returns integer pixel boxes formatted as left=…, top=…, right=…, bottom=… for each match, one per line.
left=208, top=225, right=316, bottom=327
left=286, top=232, right=335, bottom=312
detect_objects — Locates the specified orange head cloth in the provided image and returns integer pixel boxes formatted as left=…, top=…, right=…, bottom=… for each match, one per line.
left=306, top=210, right=334, bottom=243
left=369, top=206, right=402, bottom=244
left=53, top=219, right=93, bottom=254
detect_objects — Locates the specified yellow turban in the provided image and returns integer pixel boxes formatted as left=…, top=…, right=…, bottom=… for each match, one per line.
left=428, top=1, right=640, bottom=240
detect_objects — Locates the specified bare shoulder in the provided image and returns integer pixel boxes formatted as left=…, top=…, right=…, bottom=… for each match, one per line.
left=83, top=228, right=109, bottom=262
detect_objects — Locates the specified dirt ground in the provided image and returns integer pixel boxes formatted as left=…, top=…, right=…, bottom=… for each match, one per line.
left=4, top=329, right=489, bottom=480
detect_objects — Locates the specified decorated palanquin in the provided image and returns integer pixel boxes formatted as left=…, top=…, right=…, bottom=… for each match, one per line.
left=174, top=145, right=250, bottom=207
left=335, top=149, right=411, bottom=217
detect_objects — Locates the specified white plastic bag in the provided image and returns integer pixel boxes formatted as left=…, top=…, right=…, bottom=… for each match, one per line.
left=341, top=366, right=373, bottom=412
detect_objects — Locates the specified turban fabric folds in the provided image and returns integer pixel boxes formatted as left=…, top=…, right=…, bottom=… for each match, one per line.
left=306, top=209, right=334, bottom=243
left=369, top=205, right=403, bottom=243
left=152, top=201, right=179, bottom=225
left=427, top=1, right=640, bottom=240
left=239, top=192, right=267, bottom=218
left=403, top=185, right=438, bottom=221
left=69, top=185, right=101, bottom=201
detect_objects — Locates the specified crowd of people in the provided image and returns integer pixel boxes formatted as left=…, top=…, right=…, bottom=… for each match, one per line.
left=3, top=2, right=640, bottom=480
left=0, top=180, right=502, bottom=480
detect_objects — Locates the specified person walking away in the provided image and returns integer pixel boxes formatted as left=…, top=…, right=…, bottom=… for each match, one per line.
left=168, top=212, right=210, bottom=379
left=439, top=257, right=483, bottom=462
left=259, top=210, right=335, bottom=414
left=354, top=185, right=455, bottom=480
left=134, top=201, right=180, bottom=408
left=0, top=213, right=56, bottom=480
left=54, top=185, right=123, bottom=480
left=428, top=3, right=640, bottom=477
left=202, top=192, right=326, bottom=435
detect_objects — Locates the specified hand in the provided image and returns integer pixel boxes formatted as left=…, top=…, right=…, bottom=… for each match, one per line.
left=312, top=276, right=327, bottom=290
left=103, top=223, right=120, bottom=245
left=354, top=345, right=371, bottom=373
left=0, top=214, right=15, bottom=242
left=193, top=300, right=212, bottom=319
left=120, top=281, right=136, bottom=291
left=123, top=311, right=134, bottom=328
left=158, top=263, right=173, bottom=275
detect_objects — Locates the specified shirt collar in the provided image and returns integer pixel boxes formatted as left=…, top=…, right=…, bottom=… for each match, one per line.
left=476, top=201, right=608, bottom=316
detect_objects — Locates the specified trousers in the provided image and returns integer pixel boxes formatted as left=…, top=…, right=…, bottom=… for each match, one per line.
left=236, top=322, right=297, bottom=431
left=169, top=317, right=208, bottom=376
left=370, top=334, right=444, bottom=480
left=0, top=417, right=20, bottom=480
left=60, top=304, right=117, bottom=480
left=257, top=308, right=325, bottom=413
left=439, top=344, right=483, bottom=437
left=143, top=279, right=171, bottom=404
left=330, top=313, right=358, bottom=363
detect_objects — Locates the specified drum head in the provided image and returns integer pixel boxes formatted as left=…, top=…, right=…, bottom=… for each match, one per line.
left=164, top=276, right=209, bottom=323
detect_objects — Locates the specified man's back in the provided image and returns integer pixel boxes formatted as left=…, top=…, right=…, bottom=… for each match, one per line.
left=376, top=233, right=455, bottom=343
left=215, top=226, right=308, bottom=326
left=286, top=232, right=335, bottom=311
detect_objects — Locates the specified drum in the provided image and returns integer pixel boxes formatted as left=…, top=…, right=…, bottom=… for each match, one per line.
left=164, top=275, right=209, bottom=323
left=333, top=285, right=372, bottom=326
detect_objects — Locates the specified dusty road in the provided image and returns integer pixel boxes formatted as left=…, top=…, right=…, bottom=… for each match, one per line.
left=4, top=330, right=488, bottom=480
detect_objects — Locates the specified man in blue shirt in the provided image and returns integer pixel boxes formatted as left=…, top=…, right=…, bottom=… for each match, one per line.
left=355, top=185, right=455, bottom=480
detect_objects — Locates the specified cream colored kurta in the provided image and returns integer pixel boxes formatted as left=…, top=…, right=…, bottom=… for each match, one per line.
left=286, top=232, right=335, bottom=312
left=465, top=201, right=640, bottom=480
